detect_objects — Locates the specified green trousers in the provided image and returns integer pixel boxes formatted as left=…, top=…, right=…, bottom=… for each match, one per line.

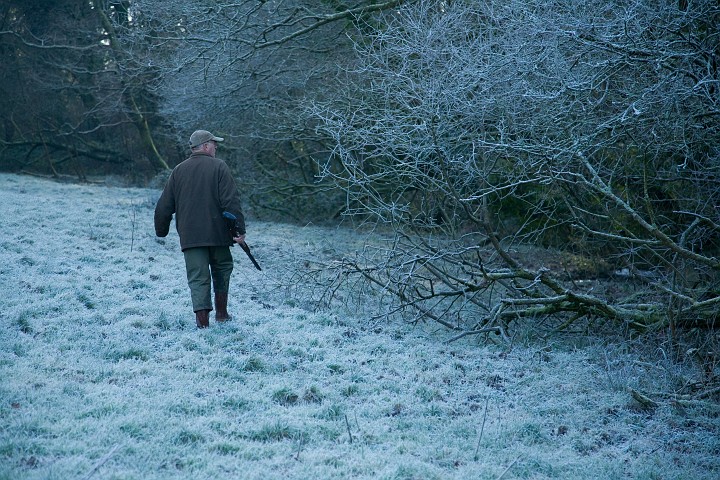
left=183, top=246, right=233, bottom=312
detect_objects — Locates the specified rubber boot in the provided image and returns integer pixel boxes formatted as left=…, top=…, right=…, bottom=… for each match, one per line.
left=195, top=309, right=210, bottom=329
left=214, top=292, right=232, bottom=322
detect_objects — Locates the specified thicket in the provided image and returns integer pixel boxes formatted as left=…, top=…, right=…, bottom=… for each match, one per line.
left=0, top=0, right=179, bottom=179
left=306, top=0, right=719, bottom=341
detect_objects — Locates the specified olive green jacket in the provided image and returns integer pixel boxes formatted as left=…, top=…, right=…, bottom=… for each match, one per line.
left=154, top=152, right=245, bottom=251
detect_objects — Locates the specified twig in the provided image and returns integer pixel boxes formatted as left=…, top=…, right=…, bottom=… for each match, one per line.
left=448, top=327, right=500, bottom=343
left=496, top=456, right=522, bottom=480
left=294, top=435, right=304, bottom=461
left=473, top=396, right=490, bottom=461
left=130, top=201, right=136, bottom=252
left=344, top=413, right=353, bottom=444
left=672, top=398, right=720, bottom=414
left=645, top=383, right=720, bottom=402
left=82, top=444, right=121, bottom=480
left=697, top=385, right=720, bottom=400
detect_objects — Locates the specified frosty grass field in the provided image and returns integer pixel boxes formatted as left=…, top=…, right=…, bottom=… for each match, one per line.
left=0, top=172, right=718, bottom=479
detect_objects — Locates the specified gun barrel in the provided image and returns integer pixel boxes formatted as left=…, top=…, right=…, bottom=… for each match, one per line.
left=239, top=242, right=262, bottom=271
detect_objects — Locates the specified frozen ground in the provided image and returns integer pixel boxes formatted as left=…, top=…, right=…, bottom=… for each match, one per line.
left=0, top=172, right=718, bottom=479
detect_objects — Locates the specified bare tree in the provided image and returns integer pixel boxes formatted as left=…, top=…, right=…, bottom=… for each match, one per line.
left=121, top=0, right=408, bottom=217
left=309, top=0, right=719, bottom=338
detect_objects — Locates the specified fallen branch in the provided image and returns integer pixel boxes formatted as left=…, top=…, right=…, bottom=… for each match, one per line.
left=448, top=327, right=501, bottom=343
left=629, top=388, right=659, bottom=409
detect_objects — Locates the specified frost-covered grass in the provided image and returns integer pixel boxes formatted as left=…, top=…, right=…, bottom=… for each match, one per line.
left=0, top=172, right=718, bottom=479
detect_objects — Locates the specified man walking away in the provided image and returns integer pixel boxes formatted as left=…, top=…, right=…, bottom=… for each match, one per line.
left=154, top=129, right=246, bottom=328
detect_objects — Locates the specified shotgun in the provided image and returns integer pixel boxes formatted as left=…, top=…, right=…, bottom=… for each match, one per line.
left=222, top=211, right=262, bottom=271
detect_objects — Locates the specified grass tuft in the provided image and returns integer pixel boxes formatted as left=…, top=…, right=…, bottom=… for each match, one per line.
left=175, top=430, right=206, bottom=445
left=246, top=421, right=307, bottom=443
left=272, top=387, right=299, bottom=406
left=317, top=404, right=344, bottom=420
left=221, top=396, right=249, bottom=410
left=341, top=384, right=360, bottom=397
left=303, top=386, right=324, bottom=403
left=241, top=356, right=266, bottom=372
left=76, top=291, right=95, bottom=309
left=14, top=313, right=32, bottom=334
left=209, top=442, right=241, bottom=455
left=111, top=348, right=148, bottom=362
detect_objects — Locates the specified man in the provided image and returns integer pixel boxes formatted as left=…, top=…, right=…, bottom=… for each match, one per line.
left=154, top=129, right=246, bottom=328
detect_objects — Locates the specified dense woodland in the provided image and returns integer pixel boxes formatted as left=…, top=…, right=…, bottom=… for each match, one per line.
left=1, top=0, right=718, bottom=341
